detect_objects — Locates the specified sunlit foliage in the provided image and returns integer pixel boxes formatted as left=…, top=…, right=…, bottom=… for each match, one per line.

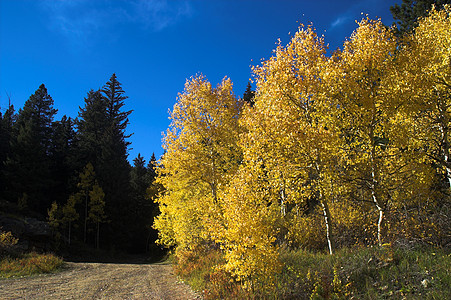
left=154, top=7, right=450, bottom=293
left=154, top=75, right=243, bottom=250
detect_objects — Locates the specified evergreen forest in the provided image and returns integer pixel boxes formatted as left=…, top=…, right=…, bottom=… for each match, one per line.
left=1, top=74, right=161, bottom=256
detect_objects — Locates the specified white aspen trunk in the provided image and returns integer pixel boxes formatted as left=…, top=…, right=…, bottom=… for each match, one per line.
left=370, top=144, right=384, bottom=247
left=321, top=201, right=333, bottom=255
left=440, top=124, right=451, bottom=188
left=370, top=173, right=384, bottom=247
left=446, top=168, right=451, bottom=189
left=445, top=165, right=451, bottom=188
left=378, top=209, right=384, bottom=246
left=280, top=186, right=286, bottom=216
left=314, top=162, right=333, bottom=254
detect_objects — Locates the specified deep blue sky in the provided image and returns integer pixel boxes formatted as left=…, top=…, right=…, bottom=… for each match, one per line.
left=0, top=0, right=399, bottom=162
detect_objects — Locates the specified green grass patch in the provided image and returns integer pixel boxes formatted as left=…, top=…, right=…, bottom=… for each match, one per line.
left=276, top=245, right=451, bottom=299
left=174, top=245, right=450, bottom=299
left=0, top=252, right=64, bottom=278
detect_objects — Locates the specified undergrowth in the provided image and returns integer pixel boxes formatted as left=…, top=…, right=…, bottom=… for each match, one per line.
left=0, top=252, right=64, bottom=278
left=174, top=244, right=451, bottom=299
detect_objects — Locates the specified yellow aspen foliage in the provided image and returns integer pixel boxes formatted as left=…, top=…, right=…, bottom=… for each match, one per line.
left=324, top=18, right=433, bottom=246
left=88, top=181, right=106, bottom=249
left=153, top=10, right=450, bottom=293
left=249, top=25, right=340, bottom=254
left=154, top=75, right=242, bottom=250
left=382, top=6, right=451, bottom=243
left=218, top=164, right=281, bottom=287
left=216, top=25, right=340, bottom=285
left=325, top=18, right=398, bottom=247
left=394, top=6, right=451, bottom=189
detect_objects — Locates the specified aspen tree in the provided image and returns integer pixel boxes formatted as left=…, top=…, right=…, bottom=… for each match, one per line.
left=396, top=6, right=451, bottom=189
left=325, top=18, right=413, bottom=246
left=154, top=75, right=242, bottom=250
left=217, top=25, right=339, bottom=286
left=250, top=25, right=340, bottom=254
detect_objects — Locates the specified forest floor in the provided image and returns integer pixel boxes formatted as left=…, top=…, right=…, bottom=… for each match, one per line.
left=0, top=261, right=201, bottom=299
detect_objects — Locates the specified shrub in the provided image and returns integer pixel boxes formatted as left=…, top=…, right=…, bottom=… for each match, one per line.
left=0, top=252, right=64, bottom=278
left=0, top=230, right=19, bottom=258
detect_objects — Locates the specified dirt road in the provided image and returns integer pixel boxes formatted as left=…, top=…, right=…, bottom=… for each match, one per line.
left=0, top=262, right=201, bottom=299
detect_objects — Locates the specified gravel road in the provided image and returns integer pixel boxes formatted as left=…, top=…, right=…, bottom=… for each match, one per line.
left=0, top=262, right=201, bottom=299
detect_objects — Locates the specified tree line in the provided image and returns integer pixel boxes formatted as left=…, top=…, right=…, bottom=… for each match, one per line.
left=0, top=74, right=160, bottom=253
left=153, top=3, right=451, bottom=288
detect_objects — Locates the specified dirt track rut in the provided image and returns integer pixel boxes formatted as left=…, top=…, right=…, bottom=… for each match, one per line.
left=0, top=262, right=201, bottom=299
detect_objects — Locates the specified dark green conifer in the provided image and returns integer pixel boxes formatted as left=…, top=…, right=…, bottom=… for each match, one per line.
left=99, top=74, right=133, bottom=249
left=50, top=115, right=78, bottom=206
left=0, top=103, right=16, bottom=201
left=243, top=81, right=255, bottom=107
left=6, top=84, right=57, bottom=214
left=77, top=89, right=108, bottom=167
left=128, top=154, right=155, bottom=252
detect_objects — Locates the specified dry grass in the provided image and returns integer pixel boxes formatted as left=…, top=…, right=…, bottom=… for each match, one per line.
left=0, top=252, right=64, bottom=278
left=174, top=244, right=451, bottom=299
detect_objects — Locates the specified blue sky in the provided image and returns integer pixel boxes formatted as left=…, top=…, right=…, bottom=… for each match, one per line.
left=0, top=0, right=399, bottom=162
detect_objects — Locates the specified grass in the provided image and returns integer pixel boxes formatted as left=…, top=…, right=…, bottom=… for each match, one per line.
left=277, top=245, right=451, bottom=299
left=0, top=252, right=64, bottom=279
left=174, top=246, right=225, bottom=291
left=173, top=246, right=251, bottom=299
left=174, top=244, right=451, bottom=299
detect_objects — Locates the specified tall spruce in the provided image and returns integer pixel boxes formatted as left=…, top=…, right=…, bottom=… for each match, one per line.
left=5, top=84, right=57, bottom=214
left=0, top=104, right=16, bottom=201
left=99, top=74, right=133, bottom=248
left=147, top=153, right=157, bottom=181
left=77, top=89, right=108, bottom=168
left=145, top=152, right=162, bottom=253
left=50, top=115, right=78, bottom=206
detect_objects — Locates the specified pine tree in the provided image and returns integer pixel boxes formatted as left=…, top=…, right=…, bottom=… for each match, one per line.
left=5, top=84, right=57, bottom=213
left=131, top=154, right=148, bottom=191
left=242, top=81, right=255, bottom=107
left=147, top=153, right=157, bottom=182
left=75, top=75, right=133, bottom=249
left=129, top=154, right=156, bottom=252
left=101, top=73, right=132, bottom=143
left=0, top=103, right=16, bottom=201
left=50, top=115, right=78, bottom=206
left=99, top=74, right=133, bottom=248
left=77, top=89, right=108, bottom=168
left=145, top=152, right=162, bottom=253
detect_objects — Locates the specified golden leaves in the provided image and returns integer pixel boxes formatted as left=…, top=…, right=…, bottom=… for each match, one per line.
left=154, top=7, right=449, bottom=287
left=154, top=74, right=243, bottom=250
